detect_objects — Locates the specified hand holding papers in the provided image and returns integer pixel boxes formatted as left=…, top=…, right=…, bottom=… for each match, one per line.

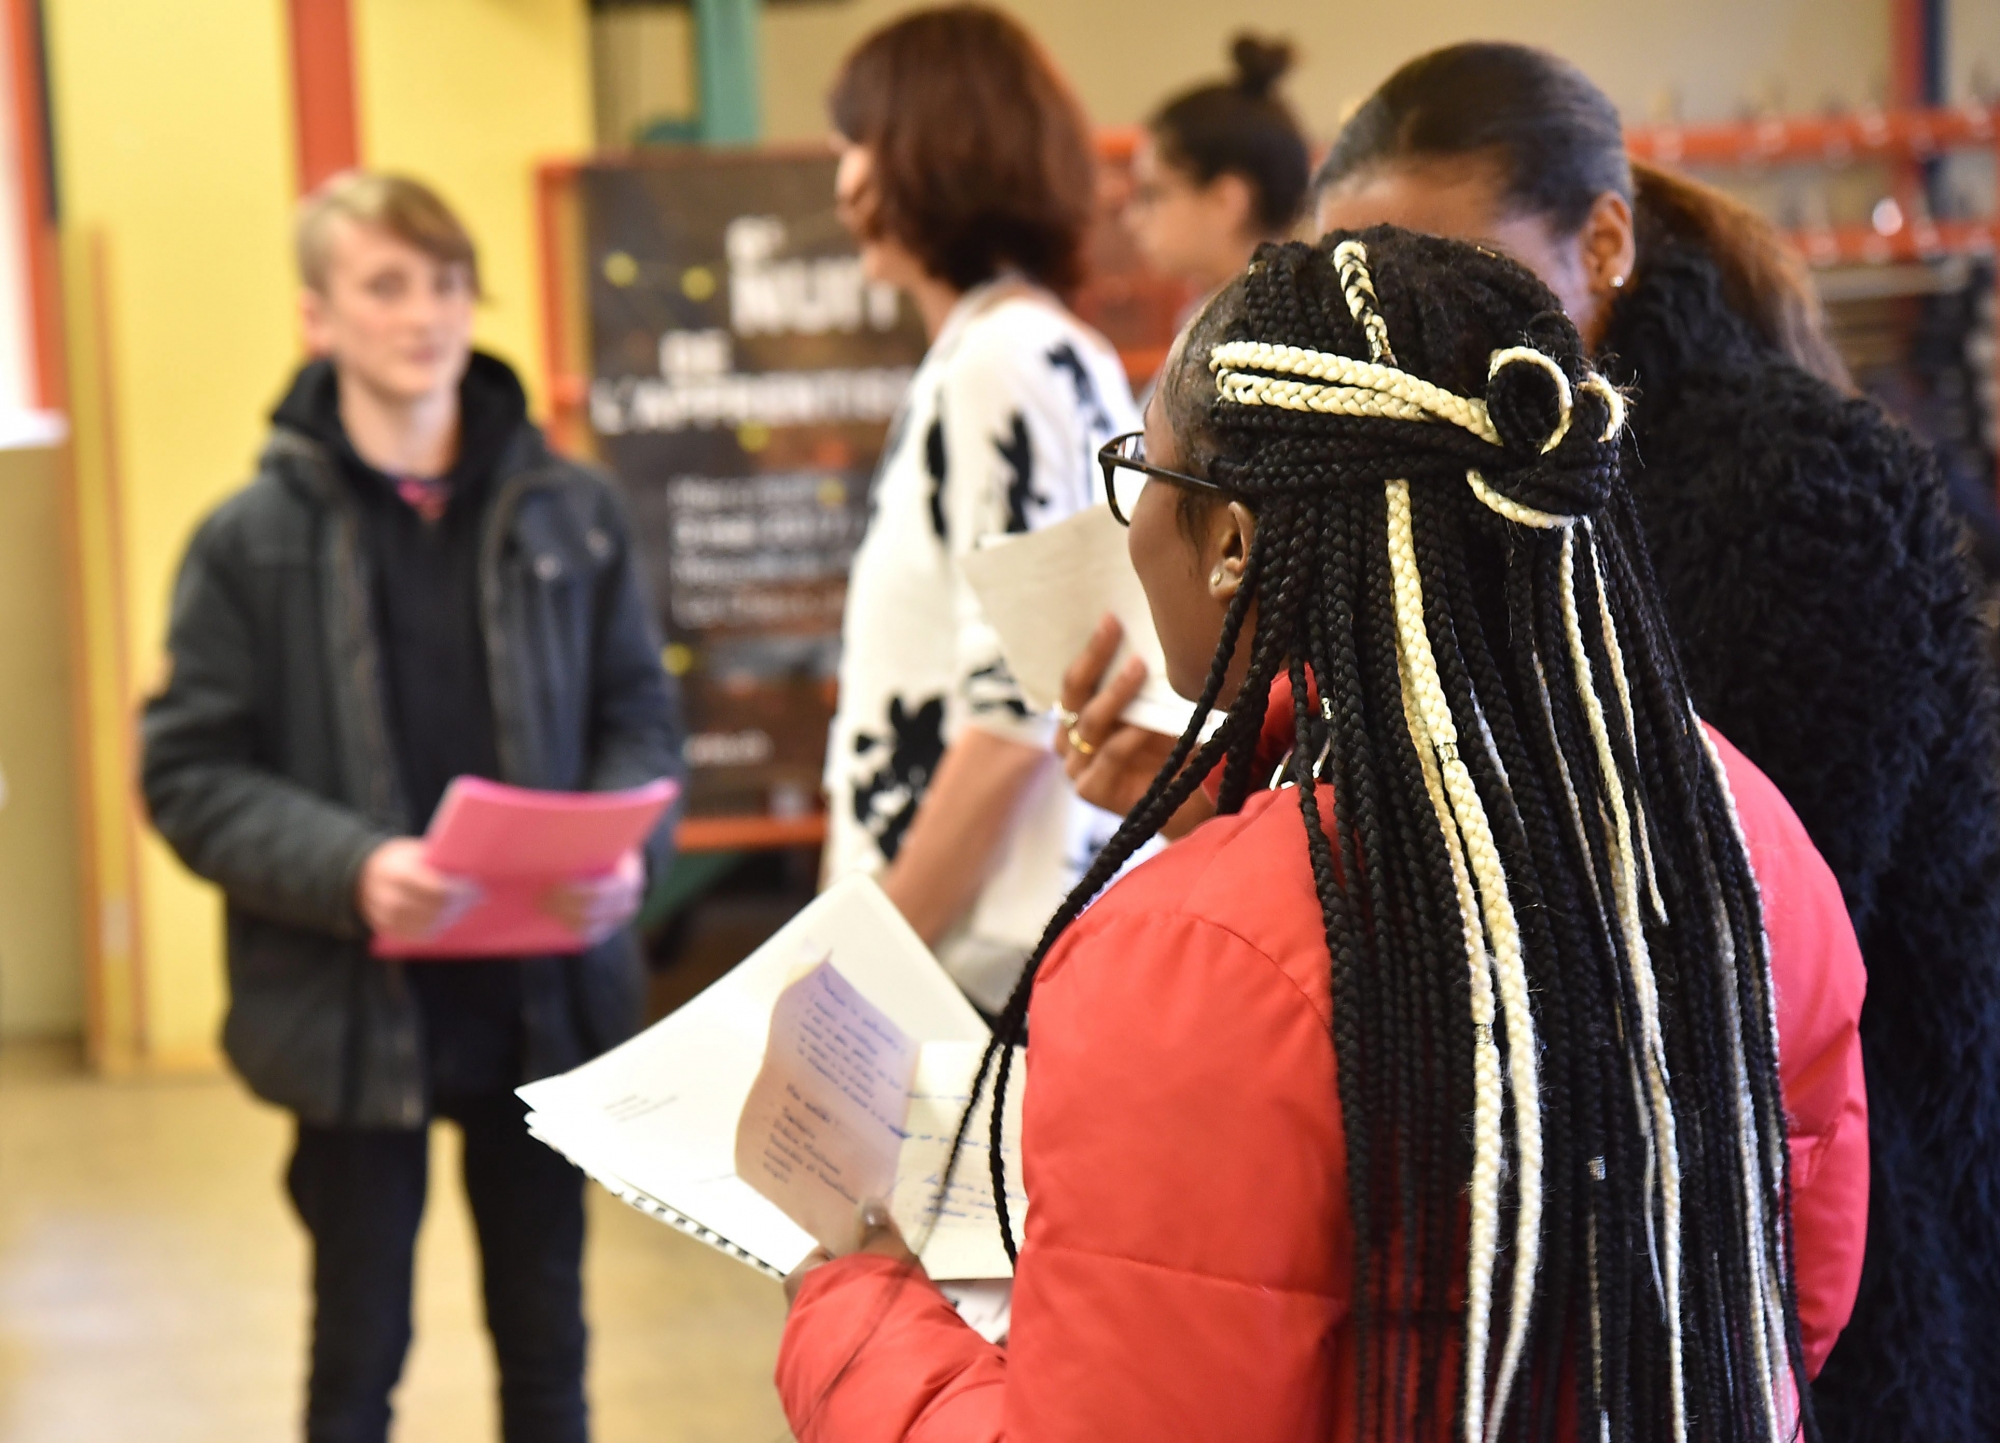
left=959, top=503, right=1197, bottom=738
left=520, top=877, right=1025, bottom=1282
left=371, top=777, right=678, bottom=958
left=734, top=961, right=916, bottom=1255
left=734, top=960, right=1026, bottom=1275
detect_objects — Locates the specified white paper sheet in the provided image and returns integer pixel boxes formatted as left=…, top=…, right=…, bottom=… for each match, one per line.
left=733, top=960, right=921, bottom=1254
left=959, top=504, right=1198, bottom=738
left=520, top=876, right=1014, bottom=1280
left=892, top=1041, right=1029, bottom=1282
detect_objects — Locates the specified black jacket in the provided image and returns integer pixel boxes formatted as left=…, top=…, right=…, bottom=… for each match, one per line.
left=272, top=354, right=520, bottom=832
left=1605, top=244, right=2000, bottom=1441
left=141, top=359, right=684, bottom=1128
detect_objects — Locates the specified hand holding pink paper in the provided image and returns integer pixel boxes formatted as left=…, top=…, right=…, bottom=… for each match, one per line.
left=541, top=848, right=647, bottom=945
left=370, top=777, right=678, bottom=959
left=358, top=837, right=484, bottom=943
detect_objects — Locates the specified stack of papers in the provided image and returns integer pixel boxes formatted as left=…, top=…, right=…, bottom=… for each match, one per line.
left=520, top=877, right=1025, bottom=1285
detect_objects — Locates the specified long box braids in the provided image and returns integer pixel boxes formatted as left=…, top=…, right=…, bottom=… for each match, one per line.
left=935, top=227, right=1808, bottom=1443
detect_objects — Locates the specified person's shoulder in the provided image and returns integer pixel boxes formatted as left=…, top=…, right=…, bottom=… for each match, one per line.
left=184, top=438, right=320, bottom=565
left=1704, top=724, right=1859, bottom=948
left=1656, top=351, right=1935, bottom=513
left=947, top=299, right=1138, bottom=438
left=950, top=297, right=1119, bottom=384
left=521, top=444, right=635, bottom=523
left=532, top=445, right=620, bottom=499
left=1639, top=355, right=1963, bottom=638
left=1046, top=791, right=1334, bottom=1024
left=1705, top=725, right=1815, bottom=857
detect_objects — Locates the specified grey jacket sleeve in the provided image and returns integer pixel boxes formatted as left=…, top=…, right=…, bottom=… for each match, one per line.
left=140, top=516, right=390, bottom=939
left=580, top=485, right=687, bottom=875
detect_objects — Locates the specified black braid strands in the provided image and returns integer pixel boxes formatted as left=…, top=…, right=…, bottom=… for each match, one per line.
left=946, top=227, right=1809, bottom=1443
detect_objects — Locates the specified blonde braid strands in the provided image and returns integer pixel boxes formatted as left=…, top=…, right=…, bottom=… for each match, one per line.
left=968, top=231, right=1815, bottom=1443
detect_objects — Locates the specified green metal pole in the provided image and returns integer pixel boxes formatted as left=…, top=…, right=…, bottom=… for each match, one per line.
left=694, top=0, right=761, bottom=145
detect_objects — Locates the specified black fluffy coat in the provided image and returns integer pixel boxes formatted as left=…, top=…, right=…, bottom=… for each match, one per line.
left=1602, top=242, right=2000, bottom=1441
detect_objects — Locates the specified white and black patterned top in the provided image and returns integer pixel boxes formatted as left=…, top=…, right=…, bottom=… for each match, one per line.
left=824, top=280, right=1140, bottom=1011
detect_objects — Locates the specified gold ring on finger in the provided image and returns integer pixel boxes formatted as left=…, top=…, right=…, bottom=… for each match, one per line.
left=1066, top=724, right=1096, bottom=757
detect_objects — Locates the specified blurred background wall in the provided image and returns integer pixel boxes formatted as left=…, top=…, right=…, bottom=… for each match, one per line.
left=589, top=0, right=2000, bottom=148
left=1, top=0, right=1994, bottom=1072
left=762, top=0, right=1888, bottom=140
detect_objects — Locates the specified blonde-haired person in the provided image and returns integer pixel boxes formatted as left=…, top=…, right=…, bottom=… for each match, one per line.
left=142, top=170, right=682, bottom=1442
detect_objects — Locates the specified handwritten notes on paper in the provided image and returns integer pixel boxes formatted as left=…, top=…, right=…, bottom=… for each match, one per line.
left=893, top=1041, right=1028, bottom=1282
left=522, top=876, right=1012, bottom=1280
left=734, top=965, right=1027, bottom=1277
left=734, top=960, right=919, bottom=1255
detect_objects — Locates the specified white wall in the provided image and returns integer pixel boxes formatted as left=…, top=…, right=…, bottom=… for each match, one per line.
left=759, top=0, right=1896, bottom=143
left=0, top=11, right=39, bottom=413
left=1949, top=0, right=2000, bottom=102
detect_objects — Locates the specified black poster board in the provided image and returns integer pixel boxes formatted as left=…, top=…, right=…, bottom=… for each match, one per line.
left=579, top=153, right=928, bottom=818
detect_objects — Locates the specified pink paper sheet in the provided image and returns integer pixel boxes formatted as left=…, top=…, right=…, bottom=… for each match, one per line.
left=371, top=776, right=679, bottom=959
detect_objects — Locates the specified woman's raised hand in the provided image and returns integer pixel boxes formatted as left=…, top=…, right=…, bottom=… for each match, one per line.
left=1055, top=614, right=1214, bottom=840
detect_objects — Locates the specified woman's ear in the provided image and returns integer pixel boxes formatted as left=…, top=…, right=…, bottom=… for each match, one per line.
left=1206, top=500, right=1258, bottom=601
left=1575, top=190, right=1638, bottom=348
left=834, top=142, right=882, bottom=239
left=1206, top=171, right=1257, bottom=241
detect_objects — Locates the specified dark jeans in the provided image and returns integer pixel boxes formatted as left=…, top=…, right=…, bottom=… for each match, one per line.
left=286, top=1092, right=588, bottom=1443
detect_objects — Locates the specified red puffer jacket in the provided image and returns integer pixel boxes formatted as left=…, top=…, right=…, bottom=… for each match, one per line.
left=778, top=727, right=1869, bottom=1441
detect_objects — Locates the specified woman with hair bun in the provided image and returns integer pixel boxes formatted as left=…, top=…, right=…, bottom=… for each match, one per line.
left=777, top=228, right=1868, bottom=1443
left=1123, top=34, right=1311, bottom=296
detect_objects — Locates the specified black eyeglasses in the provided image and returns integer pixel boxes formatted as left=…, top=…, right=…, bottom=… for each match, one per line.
left=1097, top=431, right=1231, bottom=526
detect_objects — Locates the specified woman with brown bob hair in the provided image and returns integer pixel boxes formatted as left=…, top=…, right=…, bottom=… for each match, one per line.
left=820, top=7, right=1141, bottom=1015
left=828, top=4, right=1094, bottom=302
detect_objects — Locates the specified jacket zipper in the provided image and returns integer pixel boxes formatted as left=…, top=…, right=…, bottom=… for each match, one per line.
left=476, top=466, right=613, bottom=1077
left=285, top=437, right=569, bottom=1120
left=477, top=470, right=559, bottom=787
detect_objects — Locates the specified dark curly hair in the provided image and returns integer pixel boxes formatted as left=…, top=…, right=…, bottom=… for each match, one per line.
left=828, top=5, right=1095, bottom=296
left=945, top=227, right=1815, bottom=1442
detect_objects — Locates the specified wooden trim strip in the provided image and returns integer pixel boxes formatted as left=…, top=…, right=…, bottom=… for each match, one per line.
left=678, top=814, right=826, bottom=854
left=286, top=0, right=360, bottom=194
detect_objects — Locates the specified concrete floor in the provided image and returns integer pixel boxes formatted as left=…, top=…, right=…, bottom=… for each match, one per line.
left=0, top=1042, right=792, bottom=1442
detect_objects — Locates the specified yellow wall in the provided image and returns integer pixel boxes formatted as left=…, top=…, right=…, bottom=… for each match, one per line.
left=44, top=0, right=593, bottom=1070
left=0, top=440, right=82, bottom=1040
left=43, top=0, right=299, bottom=1069
left=354, top=0, right=593, bottom=412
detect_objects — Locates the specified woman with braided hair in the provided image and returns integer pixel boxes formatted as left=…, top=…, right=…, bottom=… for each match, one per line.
left=777, top=228, right=1868, bottom=1443
left=1318, top=51, right=2000, bottom=1443
left=1058, top=46, right=2000, bottom=1439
